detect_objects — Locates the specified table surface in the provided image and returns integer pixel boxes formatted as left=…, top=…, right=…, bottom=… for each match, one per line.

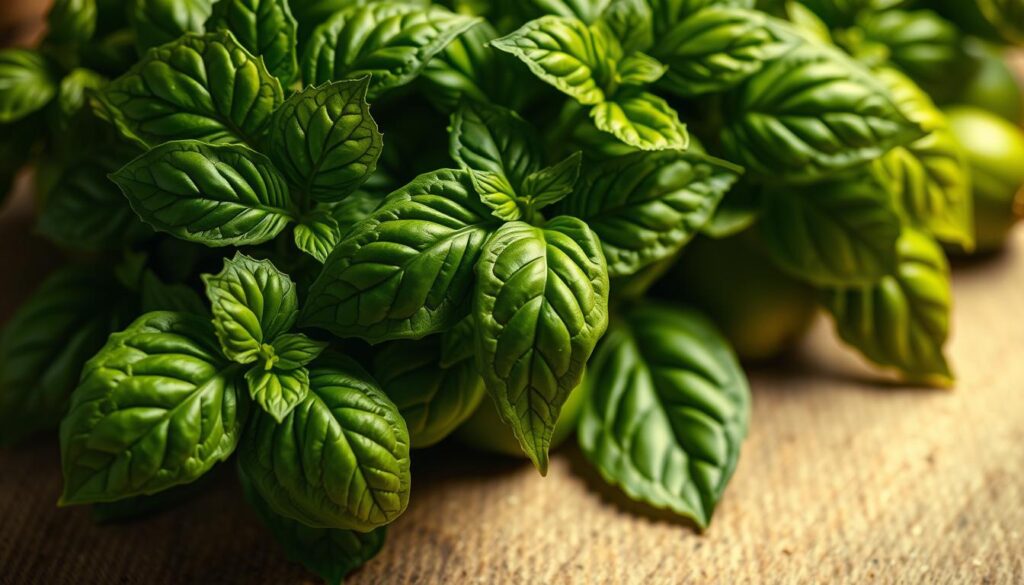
left=3, top=168, right=1024, bottom=584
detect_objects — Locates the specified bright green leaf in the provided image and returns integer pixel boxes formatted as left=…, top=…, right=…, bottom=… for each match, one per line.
left=0, top=49, right=57, bottom=123
left=521, top=151, right=583, bottom=211
left=469, top=170, right=521, bottom=221
left=615, top=52, right=667, bottom=86
left=271, top=333, right=327, bottom=370
left=245, top=364, right=310, bottom=422
left=590, top=91, right=688, bottom=152
left=295, top=210, right=342, bottom=263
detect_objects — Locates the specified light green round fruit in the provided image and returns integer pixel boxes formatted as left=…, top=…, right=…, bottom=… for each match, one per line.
left=945, top=106, right=1024, bottom=252
left=453, top=380, right=588, bottom=458
left=657, top=233, right=817, bottom=362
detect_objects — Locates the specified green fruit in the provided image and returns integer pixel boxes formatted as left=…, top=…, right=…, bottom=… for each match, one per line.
left=945, top=106, right=1024, bottom=252
left=657, top=233, right=817, bottom=362
left=454, top=378, right=588, bottom=458
left=952, top=43, right=1023, bottom=124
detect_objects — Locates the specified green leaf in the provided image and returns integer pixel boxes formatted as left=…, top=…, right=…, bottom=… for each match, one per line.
left=721, top=40, right=925, bottom=182
left=648, top=0, right=756, bottom=38
left=469, top=170, right=521, bottom=221
left=268, top=78, right=382, bottom=203
left=98, top=31, right=283, bottom=147
left=271, top=333, right=327, bottom=370
left=521, top=151, right=583, bottom=211
left=490, top=15, right=620, bottom=106
left=37, top=147, right=153, bottom=251
left=240, top=466, right=386, bottom=585
left=323, top=191, right=382, bottom=237
left=295, top=210, right=342, bottom=263
left=516, top=0, right=612, bottom=23
left=59, top=311, right=246, bottom=504
left=130, top=0, right=214, bottom=52
left=590, top=91, right=688, bottom=151
left=597, top=0, right=654, bottom=54
left=140, top=271, right=207, bottom=315
left=373, top=336, right=486, bottom=448
left=449, top=100, right=544, bottom=190
left=302, top=3, right=480, bottom=99
left=760, top=173, right=901, bottom=286
left=871, top=68, right=973, bottom=249
left=53, top=68, right=107, bottom=131
left=440, top=315, right=476, bottom=368
left=202, top=253, right=298, bottom=364
left=651, top=7, right=791, bottom=97
left=856, top=10, right=961, bottom=85
left=578, top=303, right=751, bottom=529
left=47, top=0, right=98, bottom=45
left=473, top=217, right=609, bottom=474
left=245, top=364, right=310, bottom=423
left=0, top=49, right=57, bottom=123
left=821, top=228, right=953, bottom=386
left=111, top=140, right=296, bottom=246
left=238, top=358, right=412, bottom=531
left=206, top=0, right=299, bottom=83
left=302, top=169, right=496, bottom=343
left=614, top=53, right=666, bottom=87
left=558, top=150, right=740, bottom=276
left=0, top=267, right=133, bottom=445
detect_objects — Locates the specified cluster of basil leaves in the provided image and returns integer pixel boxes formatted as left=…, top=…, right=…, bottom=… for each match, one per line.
left=1, top=0, right=1021, bottom=582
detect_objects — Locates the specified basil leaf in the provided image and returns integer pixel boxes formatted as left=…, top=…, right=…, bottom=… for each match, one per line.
left=47, top=0, right=98, bottom=45
left=821, top=228, right=953, bottom=386
left=0, top=267, right=133, bottom=445
left=721, top=40, right=925, bottom=182
left=268, top=78, right=382, bottom=203
left=649, top=0, right=756, bottom=38
left=302, top=3, right=480, bottom=99
left=578, top=303, right=750, bottom=529
left=37, top=147, right=153, bottom=251
left=521, top=151, right=583, bottom=211
left=615, top=53, right=667, bottom=86
left=373, top=337, right=486, bottom=448
left=203, top=253, right=299, bottom=364
left=590, top=90, right=688, bottom=151
left=490, top=15, right=620, bottom=106
left=324, top=191, right=383, bottom=237
left=598, top=0, right=654, bottom=54
left=245, top=364, right=310, bottom=422
left=469, top=170, right=521, bottom=221
left=517, top=0, right=612, bottom=23
left=111, top=140, right=296, bottom=246
left=474, top=217, right=609, bottom=474
left=449, top=100, right=544, bottom=190
left=295, top=210, right=342, bottom=264
left=271, top=333, right=327, bottom=370
left=871, top=68, right=973, bottom=249
left=440, top=315, right=476, bottom=368
left=0, top=49, right=57, bottom=123
left=238, top=358, right=412, bottom=531
left=53, top=68, right=106, bottom=131
left=240, top=466, right=386, bottom=585
left=856, top=10, right=961, bottom=86
left=98, top=31, right=283, bottom=147
left=130, top=0, right=214, bottom=52
left=559, top=150, right=740, bottom=276
left=206, top=0, right=299, bottom=84
left=422, top=20, right=537, bottom=112
left=59, top=311, right=246, bottom=504
left=761, top=172, right=901, bottom=285
left=651, top=7, right=791, bottom=98
left=302, top=169, right=495, bottom=343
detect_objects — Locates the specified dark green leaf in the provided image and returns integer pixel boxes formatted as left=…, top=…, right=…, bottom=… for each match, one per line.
left=578, top=303, right=750, bottom=529
left=53, top=68, right=106, bottom=131
left=238, top=358, right=412, bottom=531
left=856, top=10, right=961, bottom=85
left=473, top=217, right=609, bottom=474
left=721, top=40, right=925, bottom=182
left=202, top=253, right=298, bottom=364
left=516, top=0, right=612, bottom=23
left=759, top=173, right=901, bottom=286
left=0, top=49, right=57, bottom=123
left=700, top=182, right=761, bottom=239
left=47, top=0, right=98, bottom=45
left=373, top=336, right=486, bottom=448
left=439, top=315, right=476, bottom=368
left=302, top=3, right=480, bottom=99
left=449, top=100, right=544, bottom=190
left=267, top=78, right=382, bottom=203
left=558, top=150, right=741, bottom=276
left=205, top=0, right=298, bottom=83
left=0, top=267, right=133, bottom=445
left=59, top=311, right=246, bottom=504
left=111, top=140, right=296, bottom=246
left=130, top=0, right=214, bottom=52
left=98, top=31, right=283, bottom=147
left=651, top=7, right=791, bottom=97
left=649, top=0, right=756, bottom=38
left=597, top=0, right=653, bottom=54
left=240, top=466, right=386, bottom=585
left=821, top=228, right=953, bottom=386
left=302, top=169, right=496, bottom=343
left=979, top=0, right=1024, bottom=43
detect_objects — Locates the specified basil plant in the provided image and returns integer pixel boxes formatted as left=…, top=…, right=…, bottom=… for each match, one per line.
left=2, top=0, right=1009, bottom=581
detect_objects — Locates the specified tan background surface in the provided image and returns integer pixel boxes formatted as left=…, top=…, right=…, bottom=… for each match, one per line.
left=2, top=4, right=1024, bottom=583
